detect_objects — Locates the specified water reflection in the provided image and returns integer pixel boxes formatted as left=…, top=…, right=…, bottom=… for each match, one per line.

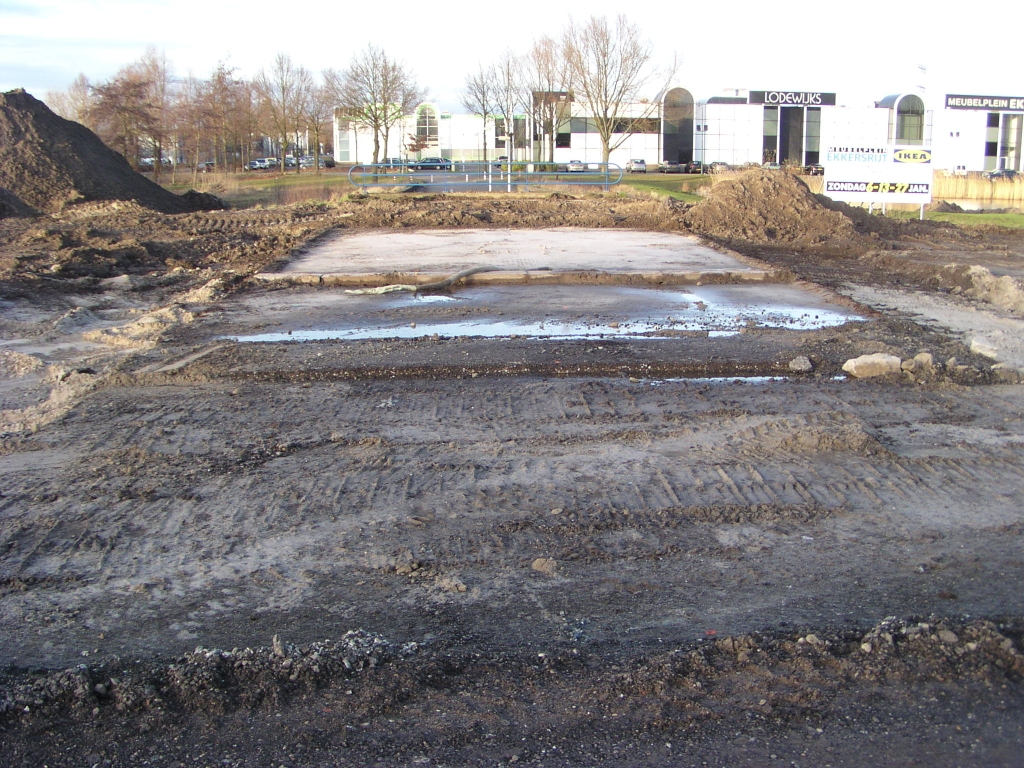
left=228, top=285, right=862, bottom=343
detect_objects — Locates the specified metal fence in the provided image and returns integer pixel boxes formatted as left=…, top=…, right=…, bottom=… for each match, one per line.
left=347, top=161, right=623, bottom=191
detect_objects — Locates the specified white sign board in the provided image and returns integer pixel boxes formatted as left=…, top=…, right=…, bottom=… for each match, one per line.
left=823, top=146, right=933, bottom=205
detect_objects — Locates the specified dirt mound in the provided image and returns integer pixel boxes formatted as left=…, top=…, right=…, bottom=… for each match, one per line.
left=0, top=89, right=214, bottom=215
left=0, top=186, right=34, bottom=218
left=929, top=200, right=966, bottom=213
left=684, top=169, right=860, bottom=246
left=1, top=617, right=1021, bottom=765
left=179, top=189, right=228, bottom=211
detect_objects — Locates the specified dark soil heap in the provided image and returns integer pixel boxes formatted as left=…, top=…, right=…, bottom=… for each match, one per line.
left=0, top=89, right=220, bottom=215
left=684, top=169, right=861, bottom=247
left=0, top=185, right=33, bottom=219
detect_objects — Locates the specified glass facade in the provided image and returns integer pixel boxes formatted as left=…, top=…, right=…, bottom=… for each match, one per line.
left=999, top=113, right=1022, bottom=171
left=662, top=88, right=695, bottom=163
left=336, top=120, right=350, bottom=162
left=762, top=106, right=778, bottom=163
left=985, top=112, right=1000, bottom=170
left=761, top=105, right=819, bottom=165
left=805, top=107, right=820, bottom=165
left=779, top=107, right=804, bottom=164
left=895, top=95, right=925, bottom=144
left=417, top=107, right=438, bottom=147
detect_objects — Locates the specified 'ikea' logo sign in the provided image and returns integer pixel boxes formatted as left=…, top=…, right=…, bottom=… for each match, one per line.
left=893, top=149, right=932, bottom=164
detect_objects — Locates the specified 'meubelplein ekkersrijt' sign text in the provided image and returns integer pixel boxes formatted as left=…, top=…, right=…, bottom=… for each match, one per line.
left=945, top=94, right=1024, bottom=111
left=749, top=91, right=837, bottom=106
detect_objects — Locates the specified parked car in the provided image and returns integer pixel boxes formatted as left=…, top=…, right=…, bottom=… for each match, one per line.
left=492, top=155, right=508, bottom=169
left=626, top=159, right=647, bottom=173
left=411, top=157, right=452, bottom=171
left=196, top=161, right=215, bottom=173
left=685, top=161, right=704, bottom=174
left=804, top=164, right=824, bottom=176
left=983, top=169, right=1018, bottom=180
left=381, top=157, right=406, bottom=170
left=762, top=162, right=782, bottom=171
left=659, top=161, right=683, bottom=173
left=706, top=162, right=730, bottom=174
left=566, top=160, right=586, bottom=172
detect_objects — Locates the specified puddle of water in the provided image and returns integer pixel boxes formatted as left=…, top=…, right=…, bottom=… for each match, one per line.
left=410, top=294, right=458, bottom=303
left=651, top=376, right=789, bottom=385
left=227, top=285, right=863, bottom=343
left=233, top=320, right=671, bottom=343
left=648, top=374, right=848, bottom=386
left=226, top=286, right=864, bottom=342
left=229, top=316, right=846, bottom=343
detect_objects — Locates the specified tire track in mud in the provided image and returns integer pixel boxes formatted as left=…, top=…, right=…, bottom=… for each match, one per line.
left=2, top=377, right=1023, bottom=608
left=4, top=441, right=1023, bottom=588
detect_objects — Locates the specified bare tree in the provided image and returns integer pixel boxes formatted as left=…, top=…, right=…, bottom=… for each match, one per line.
left=326, top=46, right=423, bottom=165
left=256, top=53, right=314, bottom=173
left=491, top=51, right=525, bottom=162
left=562, top=15, right=675, bottom=164
left=209, top=63, right=252, bottom=172
left=461, top=64, right=496, bottom=163
left=90, top=68, right=157, bottom=167
left=522, top=36, right=573, bottom=163
left=304, top=82, right=335, bottom=173
left=137, top=47, right=174, bottom=179
left=405, top=131, right=430, bottom=158
left=235, top=78, right=264, bottom=170
left=175, top=73, right=215, bottom=185
left=45, top=73, right=94, bottom=128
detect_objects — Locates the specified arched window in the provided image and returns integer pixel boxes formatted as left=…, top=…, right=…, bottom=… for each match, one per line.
left=896, top=94, right=925, bottom=145
left=662, top=87, right=694, bottom=163
left=416, top=105, right=438, bottom=147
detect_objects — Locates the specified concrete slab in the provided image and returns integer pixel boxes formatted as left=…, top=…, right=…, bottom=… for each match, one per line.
left=261, top=229, right=771, bottom=285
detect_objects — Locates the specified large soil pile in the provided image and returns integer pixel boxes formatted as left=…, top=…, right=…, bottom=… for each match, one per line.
left=684, top=169, right=862, bottom=247
left=0, top=186, right=33, bottom=219
left=0, top=89, right=217, bottom=215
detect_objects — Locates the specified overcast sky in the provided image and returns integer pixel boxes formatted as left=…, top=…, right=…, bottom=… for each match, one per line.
left=2, top=0, right=1021, bottom=112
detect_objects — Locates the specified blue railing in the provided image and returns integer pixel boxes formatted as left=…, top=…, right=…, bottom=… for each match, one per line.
left=347, top=161, right=623, bottom=191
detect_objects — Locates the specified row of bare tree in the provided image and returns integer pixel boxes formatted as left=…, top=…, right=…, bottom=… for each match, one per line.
left=465, top=16, right=673, bottom=164
left=44, top=15, right=671, bottom=173
left=45, top=45, right=420, bottom=179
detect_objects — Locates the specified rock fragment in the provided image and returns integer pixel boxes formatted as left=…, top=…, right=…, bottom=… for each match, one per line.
left=788, top=355, right=813, bottom=372
left=842, top=353, right=902, bottom=378
left=914, top=352, right=934, bottom=370
left=531, top=557, right=557, bottom=575
left=902, top=352, right=935, bottom=375
left=938, top=629, right=959, bottom=644
left=969, top=337, right=999, bottom=359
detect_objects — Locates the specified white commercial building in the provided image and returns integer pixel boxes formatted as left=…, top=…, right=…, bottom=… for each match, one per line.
left=334, top=95, right=674, bottom=168
left=696, top=90, right=930, bottom=168
left=333, top=87, right=1022, bottom=175
left=933, top=94, right=1024, bottom=173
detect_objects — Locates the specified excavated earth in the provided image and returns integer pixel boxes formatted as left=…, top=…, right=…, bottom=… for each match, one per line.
left=1, top=176, right=1024, bottom=766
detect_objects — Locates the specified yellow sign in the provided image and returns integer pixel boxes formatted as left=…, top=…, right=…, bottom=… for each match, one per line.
left=893, top=149, right=932, bottom=164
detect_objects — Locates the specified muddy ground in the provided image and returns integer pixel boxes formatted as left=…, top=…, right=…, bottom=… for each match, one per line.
left=1, top=190, right=1024, bottom=766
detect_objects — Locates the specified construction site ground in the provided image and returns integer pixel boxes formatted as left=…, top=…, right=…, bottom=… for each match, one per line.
left=1, top=187, right=1024, bottom=767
